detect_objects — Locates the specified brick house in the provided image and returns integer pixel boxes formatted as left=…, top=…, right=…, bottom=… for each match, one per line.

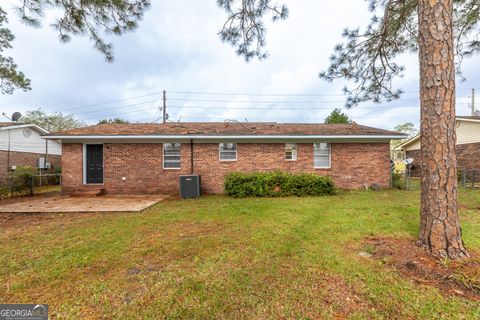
left=0, top=122, right=62, bottom=179
left=44, top=122, right=405, bottom=195
left=395, top=116, right=480, bottom=176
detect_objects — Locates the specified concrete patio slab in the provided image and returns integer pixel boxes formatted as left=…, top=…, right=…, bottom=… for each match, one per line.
left=0, top=195, right=168, bottom=213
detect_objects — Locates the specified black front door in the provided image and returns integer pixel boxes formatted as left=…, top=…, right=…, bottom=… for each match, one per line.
left=86, top=144, right=103, bottom=184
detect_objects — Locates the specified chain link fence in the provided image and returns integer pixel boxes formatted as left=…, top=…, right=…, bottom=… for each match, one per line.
left=392, top=168, right=480, bottom=191
left=459, top=169, right=480, bottom=189
left=392, top=171, right=420, bottom=190
left=0, top=171, right=61, bottom=199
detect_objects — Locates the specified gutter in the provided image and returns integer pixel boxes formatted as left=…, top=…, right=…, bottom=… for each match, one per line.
left=1, top=124, right=49, bottom=134
left=394, top=134, right=420, bottom=150
left=43, top=134, right=407, bottom=140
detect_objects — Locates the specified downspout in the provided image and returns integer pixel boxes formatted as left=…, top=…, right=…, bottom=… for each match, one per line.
left=190, top=138, right=194, bottom=174
left=6, top=130, right=10, bottom=172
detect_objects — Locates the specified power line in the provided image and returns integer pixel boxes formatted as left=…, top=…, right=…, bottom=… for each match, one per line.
left=165, top=105, right=420, bottom=110
left=168, top=97, right=420, bottom=104
left=174, top=115, right=418, bottom=120
left=57, top=91, right=164, bottom=111
left=79, top=105, right=160, bottom=120
left=73, top=103, right=422, bottom=120
left=80, top=106, right=418, bottom=121
left=168, top=88, right=473, bottom=97
left=71, top=99, right=159, bottom=116
left=40, top=87, right=477, bottom=113
left=56, top=99, right=424, bottom=120
left=47, top=88, right=474, bottom=122
left=168, top=90, right=402, bottom=97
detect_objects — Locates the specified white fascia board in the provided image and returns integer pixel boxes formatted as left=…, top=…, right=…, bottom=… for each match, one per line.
left=456, top=117, right=480, bottom=124
left=1, top=124, right=49, bottom=134
left=43, top=134, right=407, bottom=143
left=394, top=134, right=420, bottom=150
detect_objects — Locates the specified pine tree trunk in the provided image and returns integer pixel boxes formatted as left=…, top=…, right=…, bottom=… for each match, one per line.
left=416, top=0, right=469, bottom=259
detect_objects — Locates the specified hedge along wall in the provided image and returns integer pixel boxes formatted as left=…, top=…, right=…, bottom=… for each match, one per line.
left=224, top=171, right=335, bottom=197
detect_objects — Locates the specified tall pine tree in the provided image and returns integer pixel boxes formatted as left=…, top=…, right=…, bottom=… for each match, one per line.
left=324, top=108, right=352, bottom=124
left=0, top=0, right=150, bottom=94
left=218, top=0, right=480, bottom=259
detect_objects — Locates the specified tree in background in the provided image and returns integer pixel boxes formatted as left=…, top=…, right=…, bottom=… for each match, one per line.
left=394, top=122, right=417, bottom=137
left=1, top=0, right=150, bottom=94
left=0, top=8, right=31, bottom=94
left=218, top=0, right=480, bottom=259
left=391, top=122, right=418, bottom=155
left=324, top=108, right=352, bottom=124
left=98, top=118, right=130, bottom=124
left=22, top=109, right=84, bottom=132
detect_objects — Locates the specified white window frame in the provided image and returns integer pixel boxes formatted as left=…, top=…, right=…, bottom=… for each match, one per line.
left=313, top=143, right=331, bottom=169
left=219, top=143, right=237, bottom=161
left=285, top=143, right=297, bottom=161
left=163, top=143, right=182, bottom=169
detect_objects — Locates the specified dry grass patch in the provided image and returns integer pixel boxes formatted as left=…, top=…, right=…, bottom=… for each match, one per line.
left=363, top=236, right=480, bottom=301
left=2, top=190, right=480, bottom=318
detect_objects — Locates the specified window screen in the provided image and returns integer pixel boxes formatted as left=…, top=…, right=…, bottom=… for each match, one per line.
left=314, top=143, right=330, bottom=168
left=163, top=143, right=181, bottom=168
left=219, top=143, right=237, bottom=161
left=285, top=143, right=297, bottom=160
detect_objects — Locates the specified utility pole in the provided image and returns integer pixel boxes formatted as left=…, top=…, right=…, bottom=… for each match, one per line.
left=162, top=90, right=167, bottom=123
left=472, top=88, right=475, bottom=116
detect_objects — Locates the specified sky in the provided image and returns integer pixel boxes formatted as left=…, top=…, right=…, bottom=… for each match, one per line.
left=2, top=0, right=479, bottom=130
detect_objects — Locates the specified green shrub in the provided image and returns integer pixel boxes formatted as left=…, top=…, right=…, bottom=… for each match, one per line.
left=457, top=169, right=463, bottom=183
left=10, top=166, right=36, bottom=193
left=0, top=186, right=9, bottom=199
left=15, top=166, right=36, bottom=184
left=224, top=171, right=335, bottom=197
left=391, top=172, right=404, bottom=189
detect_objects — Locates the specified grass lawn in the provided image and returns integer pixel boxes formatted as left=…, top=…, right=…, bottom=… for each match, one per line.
left=1, top=189, right=480, bottom=319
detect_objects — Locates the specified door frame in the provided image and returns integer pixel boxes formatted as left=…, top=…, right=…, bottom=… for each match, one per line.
left=83, top=143, right=104, bottom=185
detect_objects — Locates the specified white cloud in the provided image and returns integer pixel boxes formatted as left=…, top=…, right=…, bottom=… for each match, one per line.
left=2, top=0, right=478, bottom=129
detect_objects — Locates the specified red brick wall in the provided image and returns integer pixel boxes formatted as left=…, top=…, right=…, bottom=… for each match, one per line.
left=194, top=143, right=390, bottom=193
left=457, top=142, right=480, bottom=170
left=406, top=142, right=480, bottom=177
left=61, top=142, right=391, bottom=195
left=61, top=144, right=84, bottom=194
left=0, top=150, right=61, bottom=180
left=103, top=143, right=193, bottom=194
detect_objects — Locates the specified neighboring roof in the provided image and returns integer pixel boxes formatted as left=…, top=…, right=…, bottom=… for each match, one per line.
left=0, top=123, right=49, bottom=134
left=395, top=134, right=420, bottom=151
left=45, top=122, right=403, bottom=139
left=456, top=116, right=480, bottom=122
left=395, top=115, right=480, bottom=150
left=0, top=122, right=15, bottom=128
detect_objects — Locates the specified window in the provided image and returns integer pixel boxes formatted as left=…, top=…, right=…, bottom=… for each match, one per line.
left=163, top=143, right=181, bottom=169
left=285, top=143, right=297, bottom=160
left=219, top=143, right=237, bottom=161
left=314, top=143, right=330, bottom=168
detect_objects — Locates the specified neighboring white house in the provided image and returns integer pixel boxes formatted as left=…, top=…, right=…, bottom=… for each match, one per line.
left=0, top=122, right=62, bottom=177
left=395, top=116, right=480, bottom=175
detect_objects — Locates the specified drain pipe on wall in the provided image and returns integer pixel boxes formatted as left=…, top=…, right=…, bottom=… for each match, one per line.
left=190, top=138, right=194, bottom=174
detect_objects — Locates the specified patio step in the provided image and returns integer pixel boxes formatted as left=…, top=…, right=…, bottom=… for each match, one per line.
left=71, top=187, right=106, bottom=197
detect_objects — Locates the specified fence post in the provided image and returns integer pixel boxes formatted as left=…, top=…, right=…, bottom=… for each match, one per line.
left=8, top=175, right=12, bottom=198
left=461, top=169, right=466, bottom=188
left=30, top=175, right=34, bottom=196
left=406, top=167, right=411, bottom=190
left=472, top=170, right=475, bottom=189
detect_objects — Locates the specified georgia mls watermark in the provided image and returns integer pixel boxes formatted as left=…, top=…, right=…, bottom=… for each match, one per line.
left=0, top=304, right=48, bottom=320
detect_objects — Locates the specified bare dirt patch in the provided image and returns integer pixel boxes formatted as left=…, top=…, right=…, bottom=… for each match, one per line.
left=363, top=236, right=480, bottom=301
left=0, top=211, right=103, bottom=234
